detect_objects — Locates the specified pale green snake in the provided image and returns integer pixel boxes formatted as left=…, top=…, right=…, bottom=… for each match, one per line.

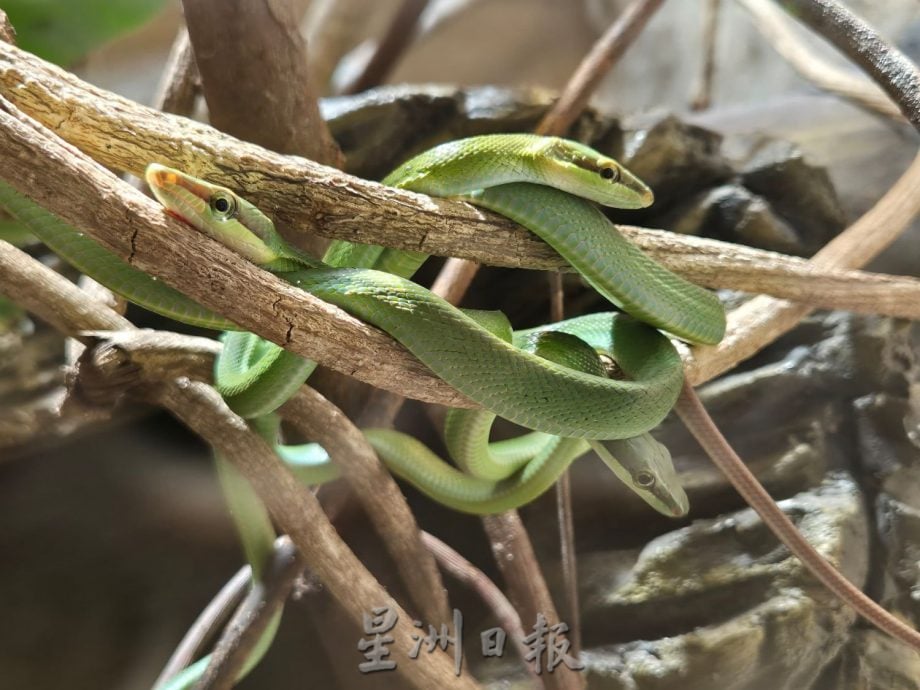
left=0, top=134, right=726, bottom=517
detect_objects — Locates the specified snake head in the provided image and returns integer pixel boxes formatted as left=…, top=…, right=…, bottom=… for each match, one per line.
left=539, top=138, right=654, bottom=209
left=591, top=436, right=689, bottom=517
left=146, top=163, right=285, bottom=267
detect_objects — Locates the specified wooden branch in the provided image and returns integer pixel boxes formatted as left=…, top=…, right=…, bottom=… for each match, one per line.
left=281, top=387, right=451, bottom=624
left=341, top=0, right=430, bottom=95
left=536, top=0, right=667, bottom=136
left=0, top=241, right=131, bottom=335
left=736, top=0, right=902, bottom=120
left=420, top=531, right=543, bottom=689
left=181, top=0, right=342, bottom=167
left=2, top=93, right=449, bottom=624
left=151, top=28, right=199, bottom=116
left=183, top=0, right=449, bottom=623
left=154, top=566, right=251, bottom=689
left=197, top=538, right=301, bottom=690
left=687, top=149, right=920, bottom=384
left=305, top=0, right=368, bottom=92
left=774, top=0, right=920, bottom=130
left=3, top=40, right=919, bottom=317
left=154, top=381, right=481, bottom=690
left=690, top=0, right=720, bottom=111
left=687, top=0, right=920, bottom=384
left=1, top=40, right=918, bottom=397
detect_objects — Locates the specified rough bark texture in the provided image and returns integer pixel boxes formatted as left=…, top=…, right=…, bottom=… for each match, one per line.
left=2, top=41, right=919, bottom=400
left=155, top=382, right=481, bottom=690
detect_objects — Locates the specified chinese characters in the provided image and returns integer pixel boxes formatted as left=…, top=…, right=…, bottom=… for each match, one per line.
left=358, top=606, right=584, bottom=676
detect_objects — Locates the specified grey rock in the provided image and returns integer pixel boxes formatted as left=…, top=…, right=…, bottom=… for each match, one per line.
left=817, top=629, right=920, bottom=690
left=662, top=184, right=806, bottom=255
left=739, top=138, right=847, bottom=255
left=619, top=114, right=734, bottom=214
left=322, top=84, right=559, bottom=180
left=575, top=475, right=866, bottom=690
left=854, top=387, right=920, bottom=626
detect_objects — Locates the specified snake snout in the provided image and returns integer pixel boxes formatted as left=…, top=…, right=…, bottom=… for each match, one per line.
left=639, top=187, right=655, bottom=207
left=144, top=163, right=177, bottom=188
left=666, top=489, right=690, bottom=518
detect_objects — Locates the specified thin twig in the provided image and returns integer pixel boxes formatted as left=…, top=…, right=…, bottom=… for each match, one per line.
left=153, top=565, right=251, bottom=690
left=152, top=31, right=312, bottom=682
left=341, top=0, right=431, bottom=94
left=548, top=273, right=580, bottom=655
left=535, top=0, right=667, bottom=136
left=429, top=6, right=687, bottom=686
left=420, top=531, right=544, bottom=689
left=1, top=43, right=919, bottom=311
left=481, top=512, right=582, bottom=690
left=0, top=96, right=469, bottom=407
left=686, top=149, right=920, bottom=386
left=196, top=538, right=301, bottom=690
left=676, top=4, right=920, bottom=652
left=305, top=0, right=369, bottom=92
left=690, top=0, right=720, bottom=111
left=429, top=258, right=481, bottom=306
left=520, top=4, right=668, bottom=671
left=154, top=383, right=481, bottom=690
left=281, top=387, right=450, bottom=624
left=675, top=381, right=920, bottom=651
left=183, top=0, right=447, bottom=623
left=554, top=472, right=579, bottom=655
left=774, top=0, right=920, bottom=130
left=735, top=0, right=902, bottom=120
left=4, top=47, right=920, bottom=403
left=0, top=242, right=131, bottom=335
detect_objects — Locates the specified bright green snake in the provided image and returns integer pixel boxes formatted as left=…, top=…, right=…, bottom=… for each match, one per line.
left=0, top=134, right=726, bottom=517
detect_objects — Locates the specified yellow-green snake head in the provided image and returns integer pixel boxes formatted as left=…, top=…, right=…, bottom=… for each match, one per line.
left=384, top=134, right=654, bottom=210
left=536, top=137, right=654, bottom=209
left=146, top=163, right=285, bottom=266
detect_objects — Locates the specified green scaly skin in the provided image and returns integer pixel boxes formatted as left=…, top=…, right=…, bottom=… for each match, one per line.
left=279, top=313, right=688, bottom=516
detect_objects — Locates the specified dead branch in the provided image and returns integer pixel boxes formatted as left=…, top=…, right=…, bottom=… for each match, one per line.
left=774, top=0, right=920, bottom=130
left=736, top=0, right=902, bottom=120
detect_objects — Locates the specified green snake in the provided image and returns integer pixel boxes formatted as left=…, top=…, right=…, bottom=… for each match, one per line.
left=145, top=133, right=725, bottom=517
left=0, top=134, right=725, bottom=517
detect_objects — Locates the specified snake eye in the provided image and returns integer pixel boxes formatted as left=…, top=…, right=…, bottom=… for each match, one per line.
left=634, top=471, right=656, bottom=489
left=210, top=192, right=237, bottom=219
left=600, top=166, right=618, bottom=181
